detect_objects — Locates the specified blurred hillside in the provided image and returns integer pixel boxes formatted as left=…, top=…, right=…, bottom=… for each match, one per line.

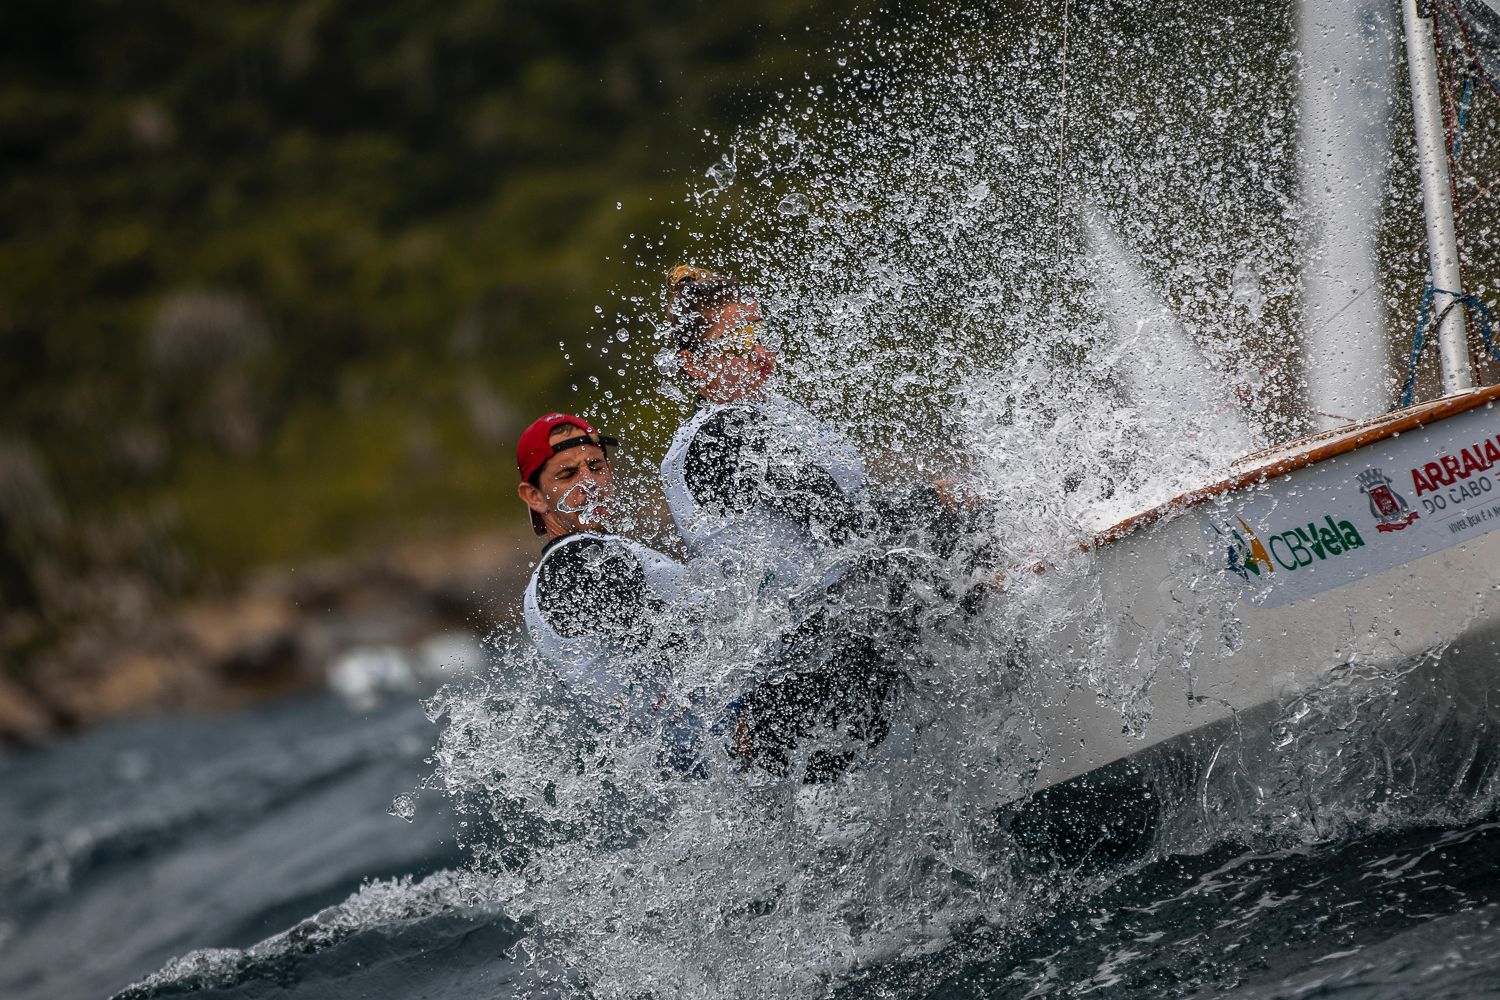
left=0, top=0, right=901, bottom=736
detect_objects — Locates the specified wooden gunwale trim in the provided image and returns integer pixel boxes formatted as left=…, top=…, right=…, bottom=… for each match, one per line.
left=1088, top=384, right=1500, bottom=551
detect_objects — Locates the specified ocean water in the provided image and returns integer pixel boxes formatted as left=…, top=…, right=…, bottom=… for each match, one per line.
left=1, top=682, right=1498, bottom=999
left=0, top=695, right=463, bottom=1000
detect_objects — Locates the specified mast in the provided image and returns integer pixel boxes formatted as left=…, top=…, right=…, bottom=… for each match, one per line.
left=1402, top=0, right=1475, bottom=394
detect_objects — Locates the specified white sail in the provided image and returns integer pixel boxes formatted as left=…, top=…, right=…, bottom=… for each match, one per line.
left=1297, top=0, right=1399, bottom=429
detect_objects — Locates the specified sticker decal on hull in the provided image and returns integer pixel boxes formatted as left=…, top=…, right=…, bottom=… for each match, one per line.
left=1205, top=405, right=1500, bottom=606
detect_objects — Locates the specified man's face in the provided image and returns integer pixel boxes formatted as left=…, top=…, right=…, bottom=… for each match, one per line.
left=679, top=300, right=776, bottom=401
left=518, top=424, right=614, bottom=537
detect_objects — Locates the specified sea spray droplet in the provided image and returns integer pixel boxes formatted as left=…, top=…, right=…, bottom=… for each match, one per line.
left=705, top=151, right=736, bottom=192
left=776, top=192, right=810, bottom=216
left=388, top=793, right=416, bottom=823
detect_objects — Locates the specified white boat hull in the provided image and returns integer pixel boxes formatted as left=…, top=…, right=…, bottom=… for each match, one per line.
left=1027, top=388, right=1500, bottom=793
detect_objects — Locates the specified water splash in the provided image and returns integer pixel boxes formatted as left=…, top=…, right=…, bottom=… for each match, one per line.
left=420, top=3, right=1499, bottom=997
left=114, top=871, right=507, bottom=998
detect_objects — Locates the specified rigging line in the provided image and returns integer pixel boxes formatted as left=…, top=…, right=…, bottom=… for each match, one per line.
left=1436, top=0, right=1491, bottom=304
left=1306, top=174, right=1500, bottom=345
left=1454, top=76, right=1474, bottom=162
left=1399, top=286, right=1494, bottom=407
left=1458, top=171, right=1500, bottom=218
left=1434, top=17, right=1464, bottom=238
left=1433, top=15, right=1465, bottom=195
left=1434, top=10, right=1458, bottom=165
left=1055, top=0, right=1071, bottom=268
left=1441, top=0, right=1500, bottom=102
left=1307, top=283, right=1380, bottom=340
left=1399, top=175, right=1500, bottom=265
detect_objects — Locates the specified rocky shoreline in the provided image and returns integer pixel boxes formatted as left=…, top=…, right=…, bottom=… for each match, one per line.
left=0, top=530, right=533, bottom=746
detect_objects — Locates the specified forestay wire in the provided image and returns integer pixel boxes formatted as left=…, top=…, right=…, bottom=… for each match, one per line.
left=1055, top=0, right=1071, bottom=267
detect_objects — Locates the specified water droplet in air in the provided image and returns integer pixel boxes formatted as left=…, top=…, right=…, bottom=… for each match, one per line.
left=705, top=151, right=737, bottom=192
left=388, top=793, right=416, bottom=822
left=776, top=193, right=811, bottom=216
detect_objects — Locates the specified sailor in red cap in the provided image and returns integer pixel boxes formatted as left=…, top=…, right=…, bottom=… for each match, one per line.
left=516, top=413, right=698, bottom=745
left=516, top=412, right=620, bottom=538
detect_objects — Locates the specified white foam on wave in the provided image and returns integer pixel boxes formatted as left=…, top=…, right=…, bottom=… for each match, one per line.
left=118, top=870, right=495, bottom=997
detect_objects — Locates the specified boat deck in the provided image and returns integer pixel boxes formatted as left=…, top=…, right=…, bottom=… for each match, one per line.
left=1091, top=384, right=1500, bottom=548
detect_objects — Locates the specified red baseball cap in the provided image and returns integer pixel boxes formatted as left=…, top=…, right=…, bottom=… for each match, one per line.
left=516, top=413, right=618, bottom=534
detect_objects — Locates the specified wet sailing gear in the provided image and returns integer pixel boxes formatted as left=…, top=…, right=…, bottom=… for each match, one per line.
left=731, top=607, right=905, bottom=783
left=522, top=526, right=903, bottom=782
left=660, top=392, right=868, bottom=600
left=523, top=532, right=689, bottom=725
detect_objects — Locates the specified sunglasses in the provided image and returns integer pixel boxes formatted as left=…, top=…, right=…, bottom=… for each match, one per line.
left=695, top=322, right=777, bottom=358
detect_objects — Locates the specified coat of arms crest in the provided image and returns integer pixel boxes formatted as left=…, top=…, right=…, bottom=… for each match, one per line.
left=1357, top=467, right=1419, bottom=532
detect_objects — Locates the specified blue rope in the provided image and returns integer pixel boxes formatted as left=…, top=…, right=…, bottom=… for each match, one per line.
left=1454, top=77, right=1474, bottom=163
left=1399, top=285, right=1499, bottom=409
left=1400, top=284, right=1437, bottom=409
left=1470, top=293, right=1499, bottom=365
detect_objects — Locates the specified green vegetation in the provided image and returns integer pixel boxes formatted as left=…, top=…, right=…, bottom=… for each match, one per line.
left=0, top=0, right=903, bottom=664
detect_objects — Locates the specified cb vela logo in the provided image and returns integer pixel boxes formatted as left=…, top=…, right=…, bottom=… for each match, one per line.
left=1357, top=468, right=1419, bottom=533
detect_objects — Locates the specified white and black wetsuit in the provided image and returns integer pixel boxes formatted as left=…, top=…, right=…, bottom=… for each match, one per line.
left=659, top=392, right=925, bottom=781
left=523, top=532, right=695, bottom=730
left=661, top=392, right=869, bottom=603
left=523, top=528, right=902, bottom=784
left=658, top=390, right=1007, bottom=781
left=659, top=391, right=984, bottom=579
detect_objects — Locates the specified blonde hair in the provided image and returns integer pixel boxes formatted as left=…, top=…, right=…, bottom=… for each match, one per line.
left=665, top=264, right=745, bottom=350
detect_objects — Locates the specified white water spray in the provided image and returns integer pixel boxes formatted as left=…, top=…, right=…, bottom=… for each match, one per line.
left=1085, top=211, right=1256, bottom=492
left=419, top=6, right=1487, bottom=998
